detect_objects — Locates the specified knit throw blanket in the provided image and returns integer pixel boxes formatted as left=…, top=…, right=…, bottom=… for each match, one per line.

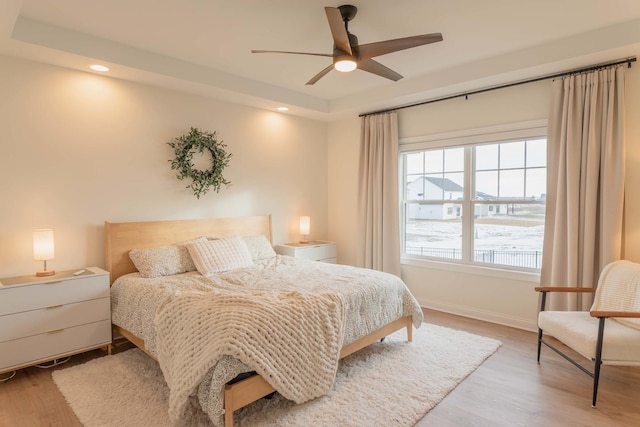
left=154, top=289, right=346, bottom=422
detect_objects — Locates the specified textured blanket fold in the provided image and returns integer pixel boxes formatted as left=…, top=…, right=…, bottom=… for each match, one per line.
left=154, top=289, right=346, bottom=423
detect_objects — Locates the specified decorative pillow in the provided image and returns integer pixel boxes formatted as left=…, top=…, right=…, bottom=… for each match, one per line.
left=185, top=235, right=253, bottom=276
left=242, top=235, right=276, bottom=261
left=129, top=236, right=206, bottom=278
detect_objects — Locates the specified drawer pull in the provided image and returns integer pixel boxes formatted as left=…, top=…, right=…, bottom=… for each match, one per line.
left=47, top=328, right=65, bottom=334
left=44, top=280, right=63, bottom=285
left=46, top=305, right=63, bottom=310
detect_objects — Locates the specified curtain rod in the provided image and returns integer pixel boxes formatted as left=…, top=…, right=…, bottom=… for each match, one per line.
left=359, top=56, right=636, bottom=117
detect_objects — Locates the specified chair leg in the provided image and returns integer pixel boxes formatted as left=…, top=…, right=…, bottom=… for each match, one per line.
left=592, top=317, right=606, bottom=408
left=537, top=292, right=547, bottom=364
left=537, top=328, right=543, bottom=363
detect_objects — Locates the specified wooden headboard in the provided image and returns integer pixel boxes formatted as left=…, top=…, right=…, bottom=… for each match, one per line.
left=104, top=215, right=272, bottom=284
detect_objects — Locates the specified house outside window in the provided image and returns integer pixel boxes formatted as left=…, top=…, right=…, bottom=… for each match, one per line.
left=400, top=120, right=547, bottom=271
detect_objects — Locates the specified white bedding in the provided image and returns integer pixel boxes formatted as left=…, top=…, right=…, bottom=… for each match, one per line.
left=110, top=255, right=423, bottom=425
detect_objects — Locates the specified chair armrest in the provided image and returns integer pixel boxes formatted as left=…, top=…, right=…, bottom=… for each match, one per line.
left=536, top=287, right=597, bottom=313
left=534, top=287, right=596, bottom=293
left=590, top=311, right=640, bottom=318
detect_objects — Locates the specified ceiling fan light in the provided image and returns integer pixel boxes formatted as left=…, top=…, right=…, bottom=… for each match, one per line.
left=334, top=56, right=357, bottom=72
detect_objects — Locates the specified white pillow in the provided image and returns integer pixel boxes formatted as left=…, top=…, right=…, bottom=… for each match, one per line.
left=185, top=235, right=253, bottom=276
left=129, top=236, right=207, bottom=278
left=242, top=235, right=276, bottom=261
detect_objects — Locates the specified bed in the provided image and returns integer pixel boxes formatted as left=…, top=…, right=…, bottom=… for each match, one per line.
left=104, top=215, right=423, bottom=426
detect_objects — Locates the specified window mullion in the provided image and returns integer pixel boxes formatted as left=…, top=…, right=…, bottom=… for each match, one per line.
left=462, top=146, right=474, bottom=262
left=523, top=140, right=528, bottom=197
left=400, top=156, right=404, bottom=254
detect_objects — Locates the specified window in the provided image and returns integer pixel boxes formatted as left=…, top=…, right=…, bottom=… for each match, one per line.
left=401, top=121, right=547, bottom=271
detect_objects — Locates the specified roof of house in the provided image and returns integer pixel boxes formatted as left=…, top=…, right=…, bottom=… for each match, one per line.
left=425, top=177, right=463, bottom=192
left=410, top=176, right=464, bottom=192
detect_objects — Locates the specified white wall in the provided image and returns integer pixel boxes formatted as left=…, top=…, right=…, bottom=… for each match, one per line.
left=327, top=117, right=360, bottom=267
left=328, top=61, right=640, bottom=331
left=0, top=56, right=328, bottom=278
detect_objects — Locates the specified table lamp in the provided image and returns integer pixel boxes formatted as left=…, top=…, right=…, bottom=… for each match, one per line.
left=33, top=229, right=55, bottom=277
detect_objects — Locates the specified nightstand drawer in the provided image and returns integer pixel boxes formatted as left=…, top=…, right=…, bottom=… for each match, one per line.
left=275, top=241, right=337, bottom=262
left=0, top=319, right=112, bottom=372
left=0, top=275, right=109, bottom=316
left=296, top=243, right=336, bottom=261
left=0, top=298, right=110, bottom=343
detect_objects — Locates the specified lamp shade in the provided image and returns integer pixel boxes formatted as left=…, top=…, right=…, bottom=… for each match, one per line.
left=33, top=229, right=55, bottom=261
left=299, top=216, right=310, bottom=244
left=299, top=216, right=310, bottom=236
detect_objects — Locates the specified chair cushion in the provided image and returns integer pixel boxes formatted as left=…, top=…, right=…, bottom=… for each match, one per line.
left=539, top=311, right=640, bottom=365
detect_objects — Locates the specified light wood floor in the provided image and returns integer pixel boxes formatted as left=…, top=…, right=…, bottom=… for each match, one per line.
left=1, top=309, right=639, bottom=426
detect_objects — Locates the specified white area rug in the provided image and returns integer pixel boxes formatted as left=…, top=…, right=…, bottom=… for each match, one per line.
left=53, top=323, right=501, bottom=427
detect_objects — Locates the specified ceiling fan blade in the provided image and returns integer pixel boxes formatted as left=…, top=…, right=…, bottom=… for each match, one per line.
left=306, top=64, right=334, bottom=85
left=325, top=7, right=352, bottom=55
left=251, top=50, right=333, bottom=58
left=358, top=59, right=403, bottom=81
left=359, top=33, right=443, bottom=60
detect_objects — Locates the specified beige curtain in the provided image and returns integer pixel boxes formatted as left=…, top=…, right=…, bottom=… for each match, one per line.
left=357, top=112, right=401, bottom=276
left=541, top=65, right=626, bottom=311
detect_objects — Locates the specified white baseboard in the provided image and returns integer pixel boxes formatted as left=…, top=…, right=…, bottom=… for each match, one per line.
left=420, top=298, right=538, bottom=333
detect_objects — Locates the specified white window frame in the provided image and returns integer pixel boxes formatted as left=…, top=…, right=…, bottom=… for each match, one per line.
left=399, top=119, right=547, bottom=280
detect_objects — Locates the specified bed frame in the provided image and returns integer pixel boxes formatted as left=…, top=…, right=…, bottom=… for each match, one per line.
left=104, top=215, right=413, bottom=427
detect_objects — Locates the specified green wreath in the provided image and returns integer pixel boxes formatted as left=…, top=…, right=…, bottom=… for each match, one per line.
left=168, top=127, right=232, bottom=199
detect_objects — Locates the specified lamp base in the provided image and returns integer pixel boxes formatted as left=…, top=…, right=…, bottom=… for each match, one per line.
left=36, top=269, right=55, bottom=277
left=299, top=239, right=309, bottom=244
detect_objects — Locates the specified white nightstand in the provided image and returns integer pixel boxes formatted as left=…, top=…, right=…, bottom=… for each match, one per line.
left=275, top=241, right=337, bottom=263
left=0, top=267, right=111, bottom=375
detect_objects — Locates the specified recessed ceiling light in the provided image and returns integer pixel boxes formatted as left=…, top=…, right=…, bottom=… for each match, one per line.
left=89, top=64, right=109, bottom=72
left=277, top=107, right=289, bottom=111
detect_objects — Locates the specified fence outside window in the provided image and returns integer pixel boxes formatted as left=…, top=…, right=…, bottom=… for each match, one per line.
left=405, top=247, right=543, bottom=269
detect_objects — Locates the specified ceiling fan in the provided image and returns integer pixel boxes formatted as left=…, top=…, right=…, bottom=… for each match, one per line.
left=251, top=4, right=443, bottom=85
